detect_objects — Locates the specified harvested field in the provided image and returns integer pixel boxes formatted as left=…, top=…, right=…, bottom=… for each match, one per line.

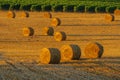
left=0, top=11, right=119, bottom=80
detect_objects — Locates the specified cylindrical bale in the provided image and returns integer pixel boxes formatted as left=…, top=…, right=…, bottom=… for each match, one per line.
left=51, top=18, right=61, bottom=27
left=42, top=27, right=54, bottom=36
left=39, top=48, right=61, bottom=64
left=114, top=9, right=120, bottom=15
left=105, top=14, right=114, bottom=22
left=20, top=11, right=29, bottom=18
left=60, top=45, right=81, bottom=61
left=43, top=12, right=52, bottom=18
left=7, top=11, right=15, bottom=18
left=54, top=32, right=66, bottom=41
left=84, top=42, right=104, bottom=58
left=22, top=27, right=34, bottom=36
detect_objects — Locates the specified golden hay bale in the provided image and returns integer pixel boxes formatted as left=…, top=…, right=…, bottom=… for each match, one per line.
left=39, top=48, right=61, bottom=64
left=105, top=14, right=114, bottom=22
left=42, top=27, right=54, bottom=36
left=22, top=27, right=34, bottom=36
left=114, top=9, right=120, bottom=15
left=7, top=11, right=15, bottom=18
left=54, top=31, right=66, bottom=41
left=43, top=12, right=52, bottom=18
left=51, top=18, right=61, bottom=27
left=84, top=42, right=104, bottom=58
left=20, top=11, right=29, bottom=18
left=60, top=45, right=81, bottom=61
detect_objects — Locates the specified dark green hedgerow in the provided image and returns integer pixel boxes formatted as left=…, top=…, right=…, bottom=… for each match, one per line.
left=20, top=4, right=32, bottom=11
left=74, top=5, right=85, bottom=12
left=52, top=5, right=63, bottom=12
left=41, top=5, right=51, bottom=11
left=0, top=0, right=119, bottom=13
left=9, top=4, right=20, bottom=10
left=63, top=5, right=74, bottom=12
left=31, top=5, right=41, bottom=11
left=85, top=6, right=96, bottom=13
left=117, top=6, right=120, bottom=9
left=106, top=6, right=117, bottom=13
left=95, top=6, right=106, bottom=13
left=1, top=3, right=10, bottom=10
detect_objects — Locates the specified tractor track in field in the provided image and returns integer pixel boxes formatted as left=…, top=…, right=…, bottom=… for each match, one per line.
left=0, top=57, right=119, bottom=80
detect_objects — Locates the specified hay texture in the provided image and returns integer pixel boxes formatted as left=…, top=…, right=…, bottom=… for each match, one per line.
left=22, top=27, right=34, bottom=36
left=7, top=11, right=15, bottom=18
left=60, top=45, right=81, bottom=61
left=20, top=11, right=29, bottom=18
left=42, top=27, right=54, bottom=36
left=51, top=18, right=61, bottom=27
left=84, top=42, right=104, bottom=58
left=54, top=32, right=66, bottom=41
left=114, top=9, right=120, bottom=15
left=39, top=48, right=61, bottom=64
left=105, top=14, right=114, bottom=22
left=43, top=12, right=52, bottom=18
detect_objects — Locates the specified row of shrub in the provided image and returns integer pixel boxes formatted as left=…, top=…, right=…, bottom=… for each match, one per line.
left=0, top=3, right=119, bottom=13
left=0, top=0, right=120, bottom=13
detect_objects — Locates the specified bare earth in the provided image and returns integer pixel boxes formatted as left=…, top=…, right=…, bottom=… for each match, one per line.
left=0, top=11, right=119, bottom=80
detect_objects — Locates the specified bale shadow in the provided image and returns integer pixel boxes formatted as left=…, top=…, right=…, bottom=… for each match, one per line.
left=60, top=57, right=120, bottom=65
left=66, top=39, right=120, bottom=41
left=60, top=24, right=120, bottom=26
left=67, top=34, right=120, bottom=36
left=115, top=20, right=120, bottom=22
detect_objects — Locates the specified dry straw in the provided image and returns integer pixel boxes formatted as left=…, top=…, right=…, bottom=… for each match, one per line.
left=114, top=9, right=120, bottom=15
left=42, top=27, right=54, bottom=36
left=84, top=42, right=104, bottom=58
left=39, top=48, right=61, bottom=64
left=54, top=31, right=66, bottom=41
left=7, top=11, right=15, bottom=18
left=22, top=27, right=34, bottom=36
left=43, top=12, right=52, bottom=18
left=51, top=18, right=61, bottom=27
left=105, top=14, right=114, bottom=22
left=20, top=11, right=29, bottom=18
left=60, top=44, right=81, bottom=61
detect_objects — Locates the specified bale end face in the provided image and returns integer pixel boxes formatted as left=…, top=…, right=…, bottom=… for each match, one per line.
left=43, top=12, right=52, bottom=18
left=105, top=14, right=114, bottom=22
left=7, top=11, right=16, bottom=18
left=42, top=27, right=54, bottom=36
left=54, top=32, right=66, bottom=41
left=60, top=44, right=81, bottom=61
left=84, top=42, right=104, bottom=58
left=39, top=48, right=61, bottom=64
left=22, top=27, right=34, bottom=36
left=20, top=11, right=29, bottom=18
left=51, top=18, right=61, bottom=27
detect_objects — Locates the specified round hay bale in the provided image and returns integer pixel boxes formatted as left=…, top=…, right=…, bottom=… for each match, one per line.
left=7, top=11, right=15, bottom=18
left=42, top=27, right=54, bottom=36
left=43, top=12, right=52, bottom=18
left=39, top=48, right=61, bottom=64
left=51, top=18, right=61, bottom=27
left=54, top=32, right=66, bottom=41
left=114, top=9, right=120, bottom=15
left=84, top=42, right=104, bottom=58
left=22, top=27, right=34, bottom=36
left=105, top=14, right=114, bottom=22
left=60, top=45, right=81, bottom=61
left=20, top=11, right=29, bottom=18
